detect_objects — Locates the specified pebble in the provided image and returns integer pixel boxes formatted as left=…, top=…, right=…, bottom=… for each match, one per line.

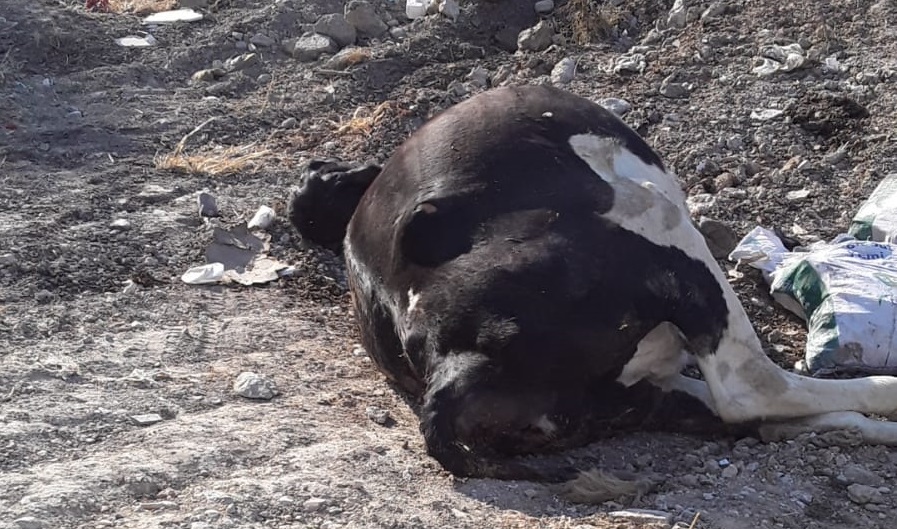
left=609, top=509, right=672, bottom=525
left=14, top=517, right=47, bottom=529
left=701, top=2, right=726, bottom=21
left=110, top=218, right=131, bottom=230
left=389, top=27, right=407, bottom=40
left=197, top=192, right=219, bottom=217
left=191, top=69, right=221, bottom=83
left=366, top=406, right=391, bottom=425
left=534, top=0, right=554, bottom=13
left=303, top=498, right=328, bottom=512
left=285, top=34, right=338, bottom=62
left=659, top=80, right=689, bottom=98
left=0, top=253, right=16, bottom=266
left=667, top=0, right=687, bottom=29
left=344, top=0, right=388, bottom=38
left=191, top=523, right=212, bottom=529
left=34, top=289, right=54, bottom=304
left=130, top=413, right=164, bottom=426
left=614, top=54, right=646, bottom=74
left=840, top=464, right=884, bottom=487
left=233, top=372, right=279, bottom=400
left=517, top=20, right=553, bottom=52
left=598, top=97, right=632, bottom=116
left=438, top=0, right=460, bottom=20
left=249, top=33, right=276, bottom=47
left=750, top=108, right=784, bottom=121
left=224, top=53, right=259, bottom=72
left=314, top=13, right=357, bottom=47
left=551, top=57, right=576, bottom=85
left=847, top=483, right=884, bottom=504
left=721, top=465, right=739, bottom=478
left=785, top=189, right=811, bottom=201
left=281, top=117, right=298, bottom=129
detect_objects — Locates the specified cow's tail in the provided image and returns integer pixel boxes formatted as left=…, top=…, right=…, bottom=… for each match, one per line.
left=287, top=159, right=381, bottom=251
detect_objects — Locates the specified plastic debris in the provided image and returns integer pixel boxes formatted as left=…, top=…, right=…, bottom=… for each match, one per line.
left=181, top=262, right=225, bottom=285
left=143, top=9, right=203, bottom=25
left=115, top=34, right=157, bottom=47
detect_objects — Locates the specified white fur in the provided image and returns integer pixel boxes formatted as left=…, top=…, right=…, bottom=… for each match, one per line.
left=570, top=132, right=897, bottom=439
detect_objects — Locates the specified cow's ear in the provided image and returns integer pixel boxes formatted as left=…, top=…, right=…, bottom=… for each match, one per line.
left=340, top=164, right=382, bottom=186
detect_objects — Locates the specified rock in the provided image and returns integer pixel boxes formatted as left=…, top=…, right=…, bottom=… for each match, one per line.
left=598, top=97, right=632, bottom=116
left=365, top=406, right=391, bottom=425
left=667, top=0, right=687, bottom=29
left=517, top=20, right=553, bottom=52
left=534, top=0, right=554, bottom=13
left=389, top=27, right=407, bottom=40
left=750, top=108, right=784, bottom=121
left=179, top=0, right=207, bottom=7
left=344, top=1, right=388, bottom=38
left=314, top=14, right=357, bottom=47
left=659, top=80, right=689, bottom=98
left=687, top=193, right=716, bottom=216
left=234, top=372, right=279, bottom=400
left=248, top=205, right=276, bottom=230
left=191, top=69, right=222, bottom=83
left=257, top=73, right=272, bottom=83
left=785, top=189, right=811, bottom=201
left=225, top=53, right=259, bottom=72
left=285, top=34, right=337, bottom=62
left=0, top=253, right=17, bottom=266
left=303, top=498, right=328, bottom=512
left=14, top=517, right=47, bottom=529
left=249, top=33, right=276, bottom=47
left=721, top=465, right=739, bottom=478
left=130, top=413, right=164, bottom=426
left=197, top=192, right=219, bottom=217
left=110, top=218, right=131, bottom=230
left=551, top=57, right=576, bottom=84
left=714, top=172, right=737, bottom=190
left=701, top=2, right=726, bottom=21
left=609, top=509, right=672, bottom=525
left=467, top=66, right=490, bottom=88
left=281, top=117, right=298, bottom=129
left=439, top=0, right=460, bottom=20
left=847, top=483, right=884, bottom=504
left=614, top=54, right=646, bottom=74
left=840, top=465, right=884, bottom=487
left=34, top=289, right=54, bottom=304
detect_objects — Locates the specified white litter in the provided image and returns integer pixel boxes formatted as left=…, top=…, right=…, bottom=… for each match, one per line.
left=115, top=34, right=157, bottom=47
left=731, top=228, right=897, bottom=374
left=143, top=9, right=203, bottom=25
left=247, top=205, right=276, bottom=230
left=181, top=262, right=225, bottom=285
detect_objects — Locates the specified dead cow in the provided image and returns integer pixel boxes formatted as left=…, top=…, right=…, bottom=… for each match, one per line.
left=288, top=85, right=897, bottom=493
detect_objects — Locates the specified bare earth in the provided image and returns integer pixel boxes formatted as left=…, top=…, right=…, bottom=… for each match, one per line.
left=2, top=1, right=897, bottom=528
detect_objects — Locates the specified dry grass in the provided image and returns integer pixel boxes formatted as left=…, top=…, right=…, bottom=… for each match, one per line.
left=565, top=0, right=621, bottom=45
left=107, top=0, right=177, bottom=15
left=332, top=102, right=399, bottom=136
left=154, top=117, right=273, bottom=176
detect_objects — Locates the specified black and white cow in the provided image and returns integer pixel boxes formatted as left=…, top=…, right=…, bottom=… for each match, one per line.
left=288, top=85, right=897, bottom=490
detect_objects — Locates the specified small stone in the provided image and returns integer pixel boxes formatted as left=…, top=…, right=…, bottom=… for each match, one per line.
left=551, top=57, right=576, bottom=85
left=701, top=2, right=726, bottom=21
left=34, top=289, right=54, bottom=304
left=614, top=54, right=646, bottom=74
left=523, top=488, right=538, bottom=498
left=191, top=69, right=221, bottom=83
left=314, top=13, right=357, bottom=47
left=14, top=517, right=47, bottom=529
left=847, top=483, right=884, bottom=504
left=197, top=192, right=219, bottom=217
left=659, top=80, right=689, bottom=98
left=131, top=413, right=164, bottom=426
left=303, top=498, right=328, bottom=511
left=534, top=0, right=554, bottom=14
left=344, top=1, right=388, bottom=38
left=389, top=27, right=407, bottom=40
left=225, top=53, right=259, bottom=72
left=281, top=117, right=298, bottom=129
left=190, top=523, right=212, bottom=529
left=599, top=97, right=632, bottom=116
left=0, top=253, right=17, bottom=266
left=466, top=66, right=490, bottom=88
left=285, top=34, right=337, bottom=62
left=696, top=159, right=720, bottom=176
left=840, top=465, right=884, bottom=487
left=667, top=0, right=687, bottom=29
left=139, top=501, right=178, bottom=510
left=233, top=372, right=279, bottom=400
left=786, top=189, right=811, bottom=201
left=110, top=218, right=131, bottom=230
left=517, top=20, right=553, bottom=52
left=714, top=172, right=737, bottom=190
left=249, top=33, right=276, bottom=47
left=721, top=465, right=739, bottom=478
left=609, top=509, right=672, bottom=525
left=438, top=0, right=460, bottom=20
left=750, top=108, right=784, bottom=121
left=366, top=406, right=391, bottom=425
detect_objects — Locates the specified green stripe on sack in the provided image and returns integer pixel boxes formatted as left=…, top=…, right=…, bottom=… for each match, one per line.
left=773, top=260, right=840, bottom=371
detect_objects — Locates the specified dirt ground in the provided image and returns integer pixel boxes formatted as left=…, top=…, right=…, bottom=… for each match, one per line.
left=2, top=0, right=897, bottom=528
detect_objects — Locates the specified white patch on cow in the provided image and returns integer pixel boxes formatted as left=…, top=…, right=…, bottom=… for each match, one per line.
left=759, top=411, right=897, bottom=446
left=407, top=288, right=421, bottom=313
left=570, top=132, right=897, bottom=427
left=616, top=322, right=688, bottom=388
